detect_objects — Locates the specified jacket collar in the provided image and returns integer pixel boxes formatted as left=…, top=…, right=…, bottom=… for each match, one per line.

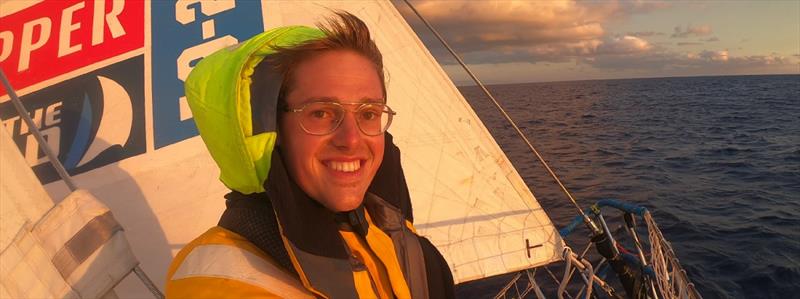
left=264, top=132, right=412, bottom=259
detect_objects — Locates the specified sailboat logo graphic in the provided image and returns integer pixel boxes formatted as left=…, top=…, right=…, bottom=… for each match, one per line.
left=63, top=76, right=133, bottom=169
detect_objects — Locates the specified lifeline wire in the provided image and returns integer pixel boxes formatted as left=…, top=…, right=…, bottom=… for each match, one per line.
left=402, top=0, right=600, bottom=234
left=0, top=69, right=78, bottom=191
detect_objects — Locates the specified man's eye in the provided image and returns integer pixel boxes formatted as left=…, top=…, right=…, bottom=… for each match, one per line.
left=309, top=110, right=331, bottom=119
left=360, top=110, right=380, bottom=121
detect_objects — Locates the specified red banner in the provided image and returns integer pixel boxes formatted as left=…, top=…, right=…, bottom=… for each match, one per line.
left=0, top=0, right=144, bottom=97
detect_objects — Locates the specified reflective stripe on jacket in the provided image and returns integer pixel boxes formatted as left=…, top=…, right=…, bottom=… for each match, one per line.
left=166, top=200, right=426, bottom=299
left=166, top=227, right=311, bottom=298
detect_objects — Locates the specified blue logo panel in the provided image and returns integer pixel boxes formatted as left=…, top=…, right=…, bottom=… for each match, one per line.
left=151, top=1, right=263, bottom=148
left=0, top=56, right=146, bottom=184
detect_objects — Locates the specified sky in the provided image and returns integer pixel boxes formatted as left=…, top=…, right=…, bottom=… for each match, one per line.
left=395, top=0, right=800, bottom=85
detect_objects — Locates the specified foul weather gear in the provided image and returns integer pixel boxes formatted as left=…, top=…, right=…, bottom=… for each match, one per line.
left=166, top=25, right=454, bottom=298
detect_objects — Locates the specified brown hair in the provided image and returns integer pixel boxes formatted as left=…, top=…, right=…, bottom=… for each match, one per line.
left=268, top=11, right=386, bottom=103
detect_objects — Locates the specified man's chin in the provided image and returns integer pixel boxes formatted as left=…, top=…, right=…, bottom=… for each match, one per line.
left=317, top=193, right=364, bottom=212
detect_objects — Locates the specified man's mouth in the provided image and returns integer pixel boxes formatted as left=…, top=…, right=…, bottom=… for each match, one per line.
left=326, top=160, right=362, bottom=173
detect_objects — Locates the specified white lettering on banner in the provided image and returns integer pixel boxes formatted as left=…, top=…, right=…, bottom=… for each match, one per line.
left=201, top=20, right=215, bottom=40
left=178, top=96, right=192, bottom=121
left=1, top=102, right=63, bottom=165
left=5, top=0, right=130, bottom=73
left=44, top=102, right=62, bottom=127
left=175, top=0, right=235, bottom=25
left=58, top=2, right=85, bottom=57
left=92, top=0, right=126, bottom=46
left=1, top=118, right=16, bottom=134
left=19, top=18, right=51, bottom=71
left=0, top=31, right=12, bottom=62
left=18, top=107, right=42, bottom=136
left=173, top=0, right=238, bottom=119
left=24, top=130, right=41, bottom=164
left=176, top=36, right=237, bottom=81
left=25, top=126, right=60, bottom=165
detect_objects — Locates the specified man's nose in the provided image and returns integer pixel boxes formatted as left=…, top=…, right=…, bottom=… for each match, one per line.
left=331, top=113, right=361, bottom=149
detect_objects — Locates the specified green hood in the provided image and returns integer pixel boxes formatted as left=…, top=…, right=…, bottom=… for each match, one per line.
left=185, top=26, right=325, bottom=194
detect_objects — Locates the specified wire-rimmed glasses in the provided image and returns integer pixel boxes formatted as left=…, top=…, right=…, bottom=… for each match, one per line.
left=283, top=101, right=396, bottom=136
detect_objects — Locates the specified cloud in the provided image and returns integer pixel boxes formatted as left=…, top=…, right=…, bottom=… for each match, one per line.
left=727, top=54, right=794, bottom=66
left=597, top=36, right=652, bottom=54
left=453, top=40, right=601, bottom=64
left=676, top=37, right=718, bottom=46
left=671, top=25, right=713, bottom=38
left=586, top=49, right=795, bottom=73
left=399, top=0, right=661, bottom=64
left=628, top=31, right=666, bottom=37
left=696, top=50, right=729, bottom=62
left=403, top=1, right=606, bottom=51
left=397, top=1, right=795, bottom=79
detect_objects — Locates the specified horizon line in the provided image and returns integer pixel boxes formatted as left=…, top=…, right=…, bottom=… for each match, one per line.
left=454, top=72, right=800, bottom=87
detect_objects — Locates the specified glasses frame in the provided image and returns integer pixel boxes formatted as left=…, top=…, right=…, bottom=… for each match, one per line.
left=283, top=101, right=396, bottom=136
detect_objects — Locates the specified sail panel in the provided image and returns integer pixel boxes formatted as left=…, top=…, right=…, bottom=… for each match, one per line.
left=0, top=126, right=56, bottom=250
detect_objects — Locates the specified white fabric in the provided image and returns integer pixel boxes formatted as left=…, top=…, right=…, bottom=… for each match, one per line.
left=0, top=225, right=79, bottom=299
left=0, top=190, right=139, bottom=299
left=0, top=281, right=13, bottom=299
left=32, top=189, right=111, bottom=257
left=0, top=126, right=54, bottom=250
left=172, top=244, right=313, bottom=299
left=0, top=125, right=140, bottom=298
left=66, top=233, right=137, bottom=299
left=31, top=190, right=138, bottom=298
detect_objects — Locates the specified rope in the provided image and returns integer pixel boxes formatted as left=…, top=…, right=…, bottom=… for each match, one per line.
left=134, top=265, right=165, bottom=299
left=560, top=248, right=597, bottom=299
left=544, top=266, right=574, bottom=299
left=526, top=269, right=547, bottom=299
left=492, top=272, right=522, bottom=299
left=401, top=0, right=600, bottom=235
left=558, top=247, right=574, bottom=299
left=562, top=248, right=621, bottom=299
left=579, top=258, right=594, bottom=299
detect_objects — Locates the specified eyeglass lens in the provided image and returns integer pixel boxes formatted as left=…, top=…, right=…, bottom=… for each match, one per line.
left=298, top=102, right=392, bottom=135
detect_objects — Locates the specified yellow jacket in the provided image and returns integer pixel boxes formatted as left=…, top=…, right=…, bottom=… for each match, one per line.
left=166, top=226, right=310, bottom=298
left=166, top=206, right=420, bottom=299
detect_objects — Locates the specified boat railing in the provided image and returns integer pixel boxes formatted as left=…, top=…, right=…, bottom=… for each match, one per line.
left=495, top=199, right=702, bottom=299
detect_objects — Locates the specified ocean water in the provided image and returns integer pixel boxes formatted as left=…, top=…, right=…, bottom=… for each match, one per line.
left=454, top=75, right=800, bottom=298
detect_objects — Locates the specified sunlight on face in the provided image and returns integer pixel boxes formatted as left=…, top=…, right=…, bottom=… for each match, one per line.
left=279, top=50, right=385, bottom=212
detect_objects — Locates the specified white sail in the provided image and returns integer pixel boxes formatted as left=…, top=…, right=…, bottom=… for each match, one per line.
left=0, top=126, right=54, bottom=251
left=1, top=1, right=563, bottom=297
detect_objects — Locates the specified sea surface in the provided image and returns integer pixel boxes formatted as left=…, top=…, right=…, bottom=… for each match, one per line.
left=454, top=75, right=799, bottom=299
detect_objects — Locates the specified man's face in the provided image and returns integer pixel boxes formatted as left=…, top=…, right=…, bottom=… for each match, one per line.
left=279, top=50, right=385, bottom=212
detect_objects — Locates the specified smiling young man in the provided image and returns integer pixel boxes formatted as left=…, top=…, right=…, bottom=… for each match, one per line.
left=278, top=49, right=386, bottom=213
left=165, top=12, right=454, bottom=299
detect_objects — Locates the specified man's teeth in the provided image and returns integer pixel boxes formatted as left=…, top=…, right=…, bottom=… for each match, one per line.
left=328, top=161, right=361, bottom=172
